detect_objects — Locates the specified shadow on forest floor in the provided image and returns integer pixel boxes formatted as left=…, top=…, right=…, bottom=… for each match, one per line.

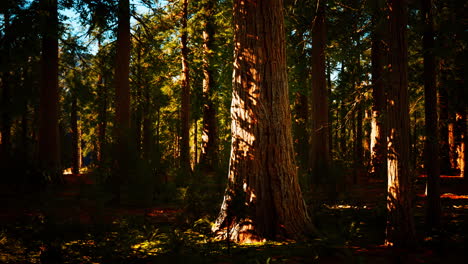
left=0, top=172, right=467, bottom=263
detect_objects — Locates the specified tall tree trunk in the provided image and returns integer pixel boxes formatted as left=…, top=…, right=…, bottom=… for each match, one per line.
left=38, top=0, right=61, bottom=182
left=113, top=0, right=131, bottom=194
left=326, top=58, right=333, bottom=158
left=385, top=0, right=416, bottom=247
left=1, top=11, right=12, bottom=163
left=422, top=0, right=441, bottom=229
left=355, top=53, right=364, bottom=180
left=180, top=0, right=191, bottom=175
left=97, top=69, right=107, bottom=166
left=212, top=0, right=313, bottom=242
left=71, top=98, right=82, bottom=175
left=309, top=2, right=330, bottom=184
left=370, top=5, right=388, bottom=178
left=199, top=0, right=218, bottom=173
left=293, top=91, right=309, bottom=172
left=438, top=60, right=451, bottom=174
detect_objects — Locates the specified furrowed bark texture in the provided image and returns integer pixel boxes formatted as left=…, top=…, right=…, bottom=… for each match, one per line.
left=385, top=0, right=416, bottom=248
left=212, top=0, right=312, bottom=242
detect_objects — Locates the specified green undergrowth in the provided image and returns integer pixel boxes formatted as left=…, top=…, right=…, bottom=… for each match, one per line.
left=0, top=212, right=354, bottom=264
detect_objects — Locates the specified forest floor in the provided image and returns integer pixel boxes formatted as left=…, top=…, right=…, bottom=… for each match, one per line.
left=0, top=171, right=467, bottom=263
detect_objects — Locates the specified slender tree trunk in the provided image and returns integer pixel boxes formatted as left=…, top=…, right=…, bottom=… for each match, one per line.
left=422, top=0, right=441, bottom=229
left=71, top=98, right=82, bottom=175
left=456, top=111, right=466, bottom=179
left=327, top=58, right=333, bottom=158
left=438, top=61, right=451, bottom=174
left=212, top=0, right=313, bottom=242
left=385, top=0, right=416, bottom=248
left=370, top=7, right=388, bottom=178
left=113, top=0, right=131, bottom=194
left=355, top=53, right=364, bottom=180
left=180, top=0, right=191, bottom=176
left=309, top=2, right=330, bottom=184
left=200, top=0, right=218, bottom=173
left=38, top=0, right=61, bottom=182
left=97, top=73, right=107, bottom=165
left=1, top=11, right=12, bottom=163
left=294, top=91, right=309, bottom=172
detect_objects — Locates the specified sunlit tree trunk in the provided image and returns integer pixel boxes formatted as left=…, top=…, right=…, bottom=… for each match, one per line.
left=385, top=0, right=416, bottom=247
left=309, top=2, right=330, bottom=184
left=212, top=0, right=313, bottom=242
left=200, top=0, right=218, bottom=173
left=113, top=0, right=131, bottom=193
left=422, top=0, right=441, bottom=229
left=38, top=0, right=61, bottom=182
left=370, top=4, right=388, bottom=178
left=456, top=111, right=466, bottom=179
left=180, top=0, right=191, bottom=175
left=71, top=97, right=82, bottom=175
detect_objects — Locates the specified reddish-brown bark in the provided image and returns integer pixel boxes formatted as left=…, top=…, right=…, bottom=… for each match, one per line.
left=385, top=0, right=416, bottom=247
left=212, top=0, right=313, bottom=242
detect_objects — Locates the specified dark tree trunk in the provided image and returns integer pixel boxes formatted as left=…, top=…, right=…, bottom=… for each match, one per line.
left=309, top=2, right=330, bottom=184
left=327, top=58, right=333, bottom=158
left=97, top=71, right=107, bottom=166
left=438, top=60, right=451, bottom=174
left=421, top=0, right=441, bottom=229
left=1, top=11, right=12, bottom=163
left=199, top=0, right=218, bottom=173
left=71, top=98, right=82, bottom=175
left=293, top=91, right=309, bottom=172
left=212, top=0, right=313, bottom=242
left=180, top=0, right=191, bottom=175
left=38, top=0, right=61, bottom=182
left=370, top=5, right=388, bottom=178
left=385, top=0, right=416, bottom=248
left=113, top=0, right=131, bottom=194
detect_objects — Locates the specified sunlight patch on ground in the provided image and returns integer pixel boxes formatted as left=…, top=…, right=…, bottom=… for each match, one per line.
left=324, top=204, right=370, bottom=210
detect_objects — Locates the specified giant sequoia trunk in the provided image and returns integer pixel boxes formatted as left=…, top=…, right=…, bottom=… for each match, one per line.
left=370, top=5, right=387, bottom=178
left=212, top=0, right=312, bottom=242
left=38, top=0, right=61, bottom=181
left=309, top=2, right=330, bottom=184
left=200, top=0, right=218, bottom=173
left=180, top=0, right=191, bottom=175
left=421, top=0, right=441, bottom=229
left=385, top=0, right=416, bottom=247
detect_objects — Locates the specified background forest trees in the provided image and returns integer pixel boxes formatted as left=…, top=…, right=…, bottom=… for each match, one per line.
left=0, top=0, right=466, bottom=248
